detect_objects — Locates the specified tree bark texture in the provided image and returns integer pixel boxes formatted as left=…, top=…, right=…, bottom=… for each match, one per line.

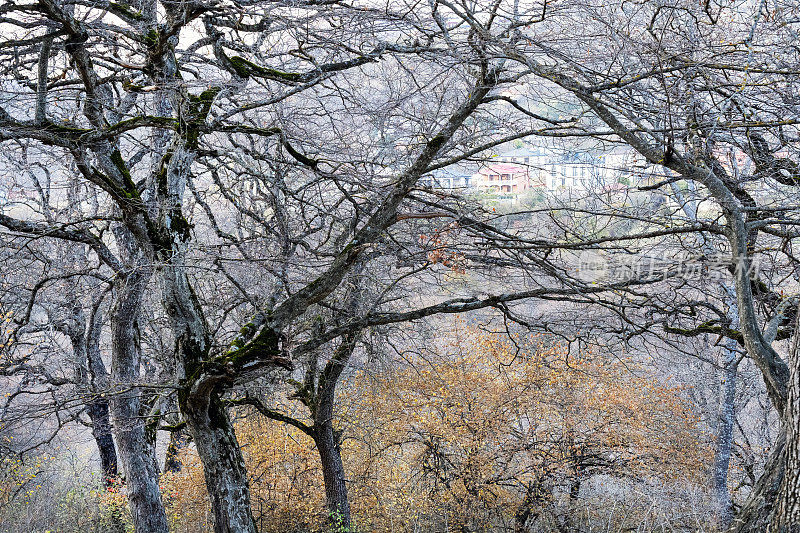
left=315, top=422, right=350, bottom=530
left=110, top=256, right=169, bottom=533
left=87, top=397, right=119, bottom=484
left=714, top=287, right=739, bottom=529
left=182, top=392, right=257, bottom=533
left=770, top=312, right=800, bottom=532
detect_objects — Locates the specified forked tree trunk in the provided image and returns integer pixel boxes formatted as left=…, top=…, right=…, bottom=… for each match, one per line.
left=161, top=250, right=259, bottom=531
left=66, top=329, right=120, bottom=487
left=181, top=392, right=257, bottom=533
left=61, top=299, right=120, bottom=488
left=157, top=138, right=260, bottom=532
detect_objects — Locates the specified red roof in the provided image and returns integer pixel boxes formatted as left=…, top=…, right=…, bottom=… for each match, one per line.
left=479, top=163, right=527, bottom=174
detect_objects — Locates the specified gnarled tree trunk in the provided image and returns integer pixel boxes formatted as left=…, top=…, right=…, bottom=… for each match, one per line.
left=181, top=391, right=257, bottom=533
left=770, top=420, right=800, bottom=532
left=729, top=422, right=786, bottom=531
left=729, top=287, right=800, bottom=533
left=161, top=239, right=258, bottom=533
left=110, top=251, right=169, bottom=533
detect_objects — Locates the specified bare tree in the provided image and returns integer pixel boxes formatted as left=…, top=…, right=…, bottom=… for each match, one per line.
left=490, top=0, right=800, bottom=528
left=4, top=0, right=800, bottom=531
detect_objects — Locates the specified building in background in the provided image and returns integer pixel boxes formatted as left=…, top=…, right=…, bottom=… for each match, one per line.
left=419, top=143, right=633, bottom=198
left=418, top=162, right=474, bottom=190
left=473, top=162, right=544, bottom=197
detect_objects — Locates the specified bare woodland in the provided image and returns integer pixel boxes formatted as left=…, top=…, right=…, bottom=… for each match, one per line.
left=1, top=0, right=799, bottom=531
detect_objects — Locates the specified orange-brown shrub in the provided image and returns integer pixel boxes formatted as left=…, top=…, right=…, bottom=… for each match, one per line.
left=154, top=327, right=710, bottom=532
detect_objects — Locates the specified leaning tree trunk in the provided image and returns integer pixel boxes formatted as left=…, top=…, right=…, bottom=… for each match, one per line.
left=110, top=253, right=169, bottom=533
left=181, top=390, right=257, bottom=533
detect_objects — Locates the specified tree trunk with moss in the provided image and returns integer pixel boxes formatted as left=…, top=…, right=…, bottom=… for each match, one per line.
left=182, top=390, right=257, bottom=533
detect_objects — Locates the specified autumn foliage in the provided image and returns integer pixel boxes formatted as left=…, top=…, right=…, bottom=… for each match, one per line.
left=340, top=328, right=708, bottom=531
left=147, top=325, right=708, bottom=532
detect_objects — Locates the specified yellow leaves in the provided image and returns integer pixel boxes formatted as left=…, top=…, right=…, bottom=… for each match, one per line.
left=157, top=321, right=709, bottom=532
left=157, top=418, right=325, bottom=533
left=0, top=309, right=14, bottom=353
left=0, top=452, right=54, bottom=513
left=342, top=323, right=709, bottom=529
